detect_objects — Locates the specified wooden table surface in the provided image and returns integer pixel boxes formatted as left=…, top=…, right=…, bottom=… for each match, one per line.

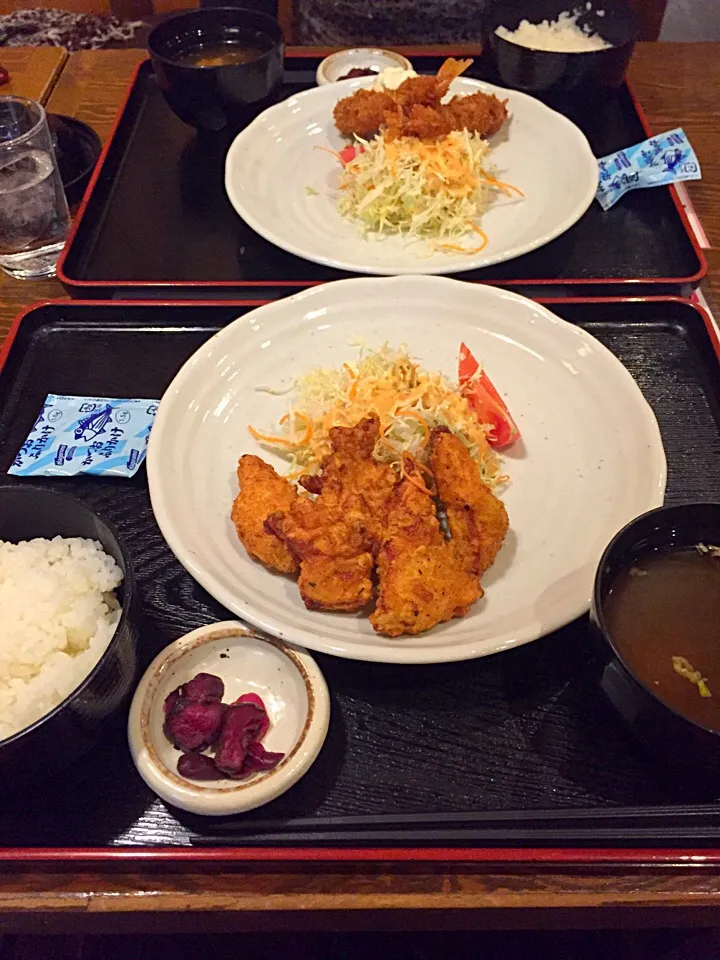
left=1, top=44, right=720, bottom=931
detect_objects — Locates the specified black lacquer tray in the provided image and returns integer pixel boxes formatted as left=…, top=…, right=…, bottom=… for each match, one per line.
left=0, top=296, right=719, bottom=857
left=57, top=54, right=706, bottom=301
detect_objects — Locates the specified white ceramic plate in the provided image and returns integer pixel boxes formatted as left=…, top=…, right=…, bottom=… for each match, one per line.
left=224, top=76, right=598, bottom=276
left=147, top=277, right=666, bottom=665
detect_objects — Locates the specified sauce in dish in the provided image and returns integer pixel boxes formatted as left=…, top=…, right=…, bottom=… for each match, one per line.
left=177, top=42, right=266, bottom=68
left=604, top=545, right=720, bottom=731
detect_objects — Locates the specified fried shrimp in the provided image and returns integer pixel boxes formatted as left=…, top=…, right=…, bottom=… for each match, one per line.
left=332, top=58, right=508, bottom=141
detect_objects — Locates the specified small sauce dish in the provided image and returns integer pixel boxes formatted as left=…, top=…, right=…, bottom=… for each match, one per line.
left=128, top=621, right=329, bottom=816
left=316, top=49, right=413, bottom=86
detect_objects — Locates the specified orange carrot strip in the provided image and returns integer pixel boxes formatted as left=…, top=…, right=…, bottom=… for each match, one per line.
left=248, top=426, right=298, bottom=447
left=400, top=457, right=435, bottom=496
left=278, top=411, right=312, bottom=446
left=314, top=145, right=344, bottom=163
left=415, top=458, right=438, bottom=493
left=479, top=168, right=524, bottom=197
left=343, top=362, right=356, bottom=378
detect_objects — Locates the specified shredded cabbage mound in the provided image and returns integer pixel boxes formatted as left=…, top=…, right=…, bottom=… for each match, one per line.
left=250, top=343, right=504, bottom=487
left=337, top=131, right=496, bottom=252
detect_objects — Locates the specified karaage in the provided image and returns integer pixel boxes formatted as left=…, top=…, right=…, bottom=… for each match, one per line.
left=231, top=455, right=299, bottom=574
left=429, top=427, right=509, bottom=576
left=370, top=457, right=483, bottom=637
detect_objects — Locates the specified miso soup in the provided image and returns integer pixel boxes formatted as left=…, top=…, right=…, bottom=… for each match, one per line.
left=604, top=546, right=720, bottom=731
left=179, top=42, right=266, bottom=68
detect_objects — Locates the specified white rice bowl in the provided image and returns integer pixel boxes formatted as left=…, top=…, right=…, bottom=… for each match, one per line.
left=0, top=536, right=122, bottom=741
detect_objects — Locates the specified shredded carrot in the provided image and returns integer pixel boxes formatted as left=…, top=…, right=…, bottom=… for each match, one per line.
left=438, top=223, right=488, bottom=256
left=343, top=362, right=356, bottom=379
left=279, top=410, right=312, bottom=446
left=348, top=379, right=359, bottom=402
left=415, top=459, right=438, bottom=493
left=314, top=145, right=345, bottom=164
left=400, top=457, right=435, bottom=496
left=479, top=168, right=524, bottom=197
left=248, top=426, right=298, bottom=447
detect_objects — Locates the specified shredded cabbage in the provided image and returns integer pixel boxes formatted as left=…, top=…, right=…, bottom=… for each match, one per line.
left=337, top=130, right=494, bottom=251
left=249, top=343, right=504, bottom=487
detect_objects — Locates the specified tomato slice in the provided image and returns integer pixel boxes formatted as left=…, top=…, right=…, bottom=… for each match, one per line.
left=338, top=144, right=365, bottom=165
left=458, top=342, right=520, bottom=449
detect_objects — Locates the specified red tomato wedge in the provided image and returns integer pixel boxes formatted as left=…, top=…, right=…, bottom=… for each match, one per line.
left=339, top=144, right=364, bottom=165
left=458, top=342, right=520, bottom=449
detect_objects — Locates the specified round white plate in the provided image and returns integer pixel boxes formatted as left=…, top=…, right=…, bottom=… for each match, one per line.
left=147, top=277, right=666, bottom=665
left=224, top=76, right=598, bottom=276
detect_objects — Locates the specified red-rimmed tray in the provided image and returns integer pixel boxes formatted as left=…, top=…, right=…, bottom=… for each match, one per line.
left=57, top=52, right=707, bottom=300
left=1, top=296, right=720, bottom=864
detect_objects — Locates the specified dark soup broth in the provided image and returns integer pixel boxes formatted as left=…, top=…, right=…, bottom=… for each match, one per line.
left=604, top=546, right=720, bottom=731
left=178, top=42, right=266, bottom=68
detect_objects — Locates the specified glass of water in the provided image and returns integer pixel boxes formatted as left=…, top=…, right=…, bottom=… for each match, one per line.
left=0, top=96, right=71, bottom=279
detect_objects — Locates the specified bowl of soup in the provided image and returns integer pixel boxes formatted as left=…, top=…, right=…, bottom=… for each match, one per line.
left=591, top=503, right=720, bottom=770
left=148, top=7, right=284, bottom=131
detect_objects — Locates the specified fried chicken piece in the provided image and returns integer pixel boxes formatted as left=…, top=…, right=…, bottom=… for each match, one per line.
left=370, top=459, right=483, bottom=637
left=296, top=554, right=375, bottom=612
left=231, top=455, right=299, bottom=574
left=333, top=88, right=397, bottom=138
left=429, top=427, right=509, bottom=576
left=267, top=415, right=396, bottom=613
left=445, top=91, right=509, bottom=139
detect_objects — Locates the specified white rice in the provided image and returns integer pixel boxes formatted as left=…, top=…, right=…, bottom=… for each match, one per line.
left=0, top=537, right=122, bottom=741
left=496, top=10, right=612, bottom=52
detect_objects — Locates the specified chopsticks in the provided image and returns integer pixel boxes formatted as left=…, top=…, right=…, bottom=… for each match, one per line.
left=189, top=804, right=720, bottom=846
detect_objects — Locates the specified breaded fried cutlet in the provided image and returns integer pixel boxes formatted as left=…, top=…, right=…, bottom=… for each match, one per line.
left=231, top=455, right=299, bottom=574
left=429, top=427, right=508, bottom=576
left=370, top=458, right=482, bottom=637
left=267, top=415, right=396, bottom=613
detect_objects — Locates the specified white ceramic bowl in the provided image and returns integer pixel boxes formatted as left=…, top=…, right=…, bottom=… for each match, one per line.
left=316, top=48, right=413, bottom=86
left=128, top=622, right=330, bottom=816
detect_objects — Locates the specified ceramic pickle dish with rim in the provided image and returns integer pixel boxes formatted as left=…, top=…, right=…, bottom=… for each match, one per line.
left=128, top=621, right=330, bottom=816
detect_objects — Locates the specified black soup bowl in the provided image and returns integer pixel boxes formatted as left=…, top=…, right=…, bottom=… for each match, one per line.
left=148, top=7, right=284, bottom=132
left=591, top=503, right=720, bottom=772
left=481, top=0, right=637, bottom=112
left=0, top=483, right=139, bottom=785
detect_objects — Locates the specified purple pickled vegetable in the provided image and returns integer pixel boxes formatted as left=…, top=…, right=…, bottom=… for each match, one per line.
left=163, top=686, right=185, bottom=716
left=177, top=752, right=224, bottom=780
left=163, top=673, right=224, bottom=717
left=184, top=672, right=224, bottom=703
left=163, top=700, right=225, bottom=753
left=243, top=740, right=285, bottom=774
left=233, top=692, right=270, bottom=740
left=214, top=702, right=266, bottom=778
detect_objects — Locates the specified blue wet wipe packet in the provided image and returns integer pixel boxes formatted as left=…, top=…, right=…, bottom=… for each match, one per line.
left=596, top=127, right=702, bottom=211
left=9, top=395, right=159, bottom=479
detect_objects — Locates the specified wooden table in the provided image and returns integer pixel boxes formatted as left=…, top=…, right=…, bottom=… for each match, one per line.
left=1, top=44, right=720, bottom=932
